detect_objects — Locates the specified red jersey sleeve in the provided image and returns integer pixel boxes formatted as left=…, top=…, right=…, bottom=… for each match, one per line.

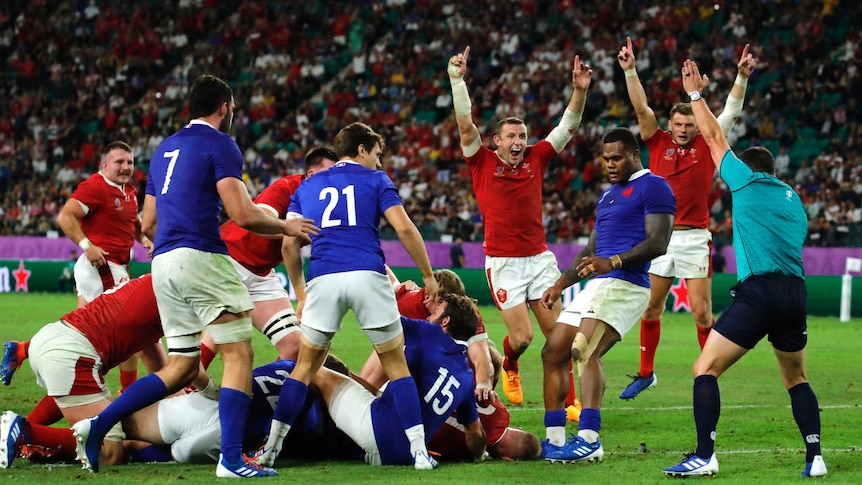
left=223, top=175, right=303, bottom=276
left=395, top=287, right=429, bottom=319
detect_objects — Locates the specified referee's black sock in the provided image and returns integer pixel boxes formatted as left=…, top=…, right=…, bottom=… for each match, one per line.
left=693, top=374, right=719, bottom=459
left=789, top=382, right=822, bottom=462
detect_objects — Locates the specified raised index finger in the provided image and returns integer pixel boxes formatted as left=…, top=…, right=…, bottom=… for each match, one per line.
left=462, top=46, right=470, bottom=63
left=740, top=43, right=750, bottom=62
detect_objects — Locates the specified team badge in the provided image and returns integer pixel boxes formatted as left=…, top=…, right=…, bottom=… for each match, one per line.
left=496, top=288, right=508, bottom=303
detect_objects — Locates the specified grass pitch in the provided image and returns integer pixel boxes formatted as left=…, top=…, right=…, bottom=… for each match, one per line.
left=0, top=292, right=860, bottom=484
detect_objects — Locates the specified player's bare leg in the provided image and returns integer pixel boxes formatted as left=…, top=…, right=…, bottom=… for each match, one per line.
left=499, top=305, right=533, bottom=405
left=621, top=274, right=672, bottom=400
left=251, top=298, right=301, bottom=361
left=686, top=277, right=713, bottom=349
left=529, top=298, right=578, bottom=420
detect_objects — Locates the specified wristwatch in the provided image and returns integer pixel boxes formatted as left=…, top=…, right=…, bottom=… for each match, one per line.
left=689, top=90, right=703, bottom=102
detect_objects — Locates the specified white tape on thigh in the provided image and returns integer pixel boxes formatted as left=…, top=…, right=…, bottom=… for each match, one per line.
left=260, top=309, right=299, bottom=345
left=208, top=317, right=253, bottom=345
left=166, top=334, right=202, bottom=356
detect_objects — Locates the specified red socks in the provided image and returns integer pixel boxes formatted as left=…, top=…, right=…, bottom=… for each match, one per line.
left=697, top=320, right=713, bottom=349
left=119, top=370, right=138, bottom=393
left=201, top=342, right=216, bottom=370
left=21, top=420, right=78, bottom=461
left=502, top=336, right=519, bottom=373
left=565, top=360, right=578, bottom=405
left=639, top=319, right=661, bottom=377
left=27, top=396, right=63, bottom=426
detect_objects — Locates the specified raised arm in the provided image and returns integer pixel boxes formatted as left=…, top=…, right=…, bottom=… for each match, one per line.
left=448, top=46, right=482, bottom=158
left=545, top=54, right=592, bottom=153
left=618, top=36, right=660, bottom=140
left=682, top=59, right=731, bottom=168
left=716, top=44, right=756, bottom=136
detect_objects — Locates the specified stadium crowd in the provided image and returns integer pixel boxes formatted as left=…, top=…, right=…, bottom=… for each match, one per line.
left=0, top=0, right=860, bottom=247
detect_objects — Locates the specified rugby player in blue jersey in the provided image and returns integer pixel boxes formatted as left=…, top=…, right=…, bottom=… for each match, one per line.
left=70, top=74, right=318, bottom=478
left=539, top=127, right=676, bottom=464
left=255, top=122, right=441, bottom=470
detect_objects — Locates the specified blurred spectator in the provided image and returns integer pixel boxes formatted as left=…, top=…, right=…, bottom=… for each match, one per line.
left=0, top=0, right=860, bottom=248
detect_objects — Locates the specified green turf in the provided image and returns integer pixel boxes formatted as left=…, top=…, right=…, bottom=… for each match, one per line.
left=0, top=292, right=860, bottom=484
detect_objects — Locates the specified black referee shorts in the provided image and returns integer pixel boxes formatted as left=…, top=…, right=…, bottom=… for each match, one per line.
left=713, top=273, right=808, bottom=352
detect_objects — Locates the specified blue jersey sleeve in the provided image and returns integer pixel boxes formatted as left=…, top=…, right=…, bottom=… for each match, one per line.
left=641, top=176, right=676, bottom=215
left=145, top=173, right=155, bottom=196
left=288, top=186, right=302, bottom=215
left=718, top=149, right=753, bottom=192
left=376, top=172, right=402, bottom=214
left=213, top=135, right=244, bottom=182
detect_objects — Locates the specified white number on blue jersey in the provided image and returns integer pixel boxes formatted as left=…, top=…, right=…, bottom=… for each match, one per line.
left=160, top=149, right=181, bottom=195
left=319, top=185, right=357, bottom=228
left=423, top=367, right=462, bottom=416
left=253, top=369, right=290, bottom=411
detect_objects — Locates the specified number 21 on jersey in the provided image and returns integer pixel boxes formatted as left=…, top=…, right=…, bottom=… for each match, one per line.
left=320, top=185, right=356, bottom=228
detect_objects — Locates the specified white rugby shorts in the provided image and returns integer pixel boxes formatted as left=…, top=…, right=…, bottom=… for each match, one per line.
left=301, top=270, right=400, bottom=335
left=557, top=278, right=650, bottom=339
left=74, top=255, right=129, bottom=302
left=485, top=251, right=560, bottom=310
left=649, top=228, right=711, bottom=279
left=228, top=256, right=291, bottom=302
left=152, top=248, right=254, bottom=338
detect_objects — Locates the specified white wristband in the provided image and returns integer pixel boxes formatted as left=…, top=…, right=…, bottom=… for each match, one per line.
left=78, top=238, right=92, bottom=251
left=450, top=77, right=472, bottom=116
left=734, top=74, right=748, bottom=88
left=624, top=68, right=637, bottom=78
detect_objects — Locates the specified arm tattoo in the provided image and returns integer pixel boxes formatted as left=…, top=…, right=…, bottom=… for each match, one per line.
left=618, top=213, right=674, bottom=266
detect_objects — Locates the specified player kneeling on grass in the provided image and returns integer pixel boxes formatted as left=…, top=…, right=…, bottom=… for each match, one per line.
left=0, top=275, right=214, bottom=469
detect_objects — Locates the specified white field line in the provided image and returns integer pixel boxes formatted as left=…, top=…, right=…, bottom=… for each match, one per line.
left=509, top=404, right=860, bottom=412
left=616, top=447, right=860, bottom=455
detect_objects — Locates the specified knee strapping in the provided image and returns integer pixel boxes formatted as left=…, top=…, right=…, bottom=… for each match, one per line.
left=208, top=317, right=253, bottom=345
left=300, top=328, right=332, bottom=350
left=372, top=331, right=404, bottom=354
left=166, top=334, right=202, bottom=357
left=261, top=309, right=299, bottom=345
left=572, top=324, right=606, bottom=376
